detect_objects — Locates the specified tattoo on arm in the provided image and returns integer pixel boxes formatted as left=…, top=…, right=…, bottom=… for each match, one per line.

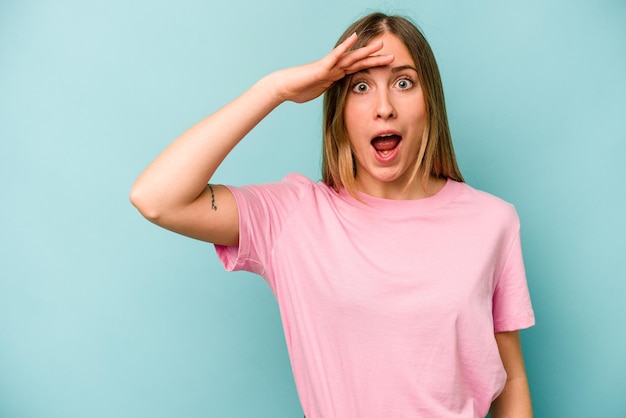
left=208, top=184, right=218, bottom=211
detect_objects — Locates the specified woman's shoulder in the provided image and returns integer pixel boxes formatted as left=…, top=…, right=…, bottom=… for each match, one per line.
left=454, top=181, right=520, bottom=223
left=282, top=172, right=317, bottom=187
left=281, top=173, right=337, bottom=195
left=230, top=172, right=332, bottom=208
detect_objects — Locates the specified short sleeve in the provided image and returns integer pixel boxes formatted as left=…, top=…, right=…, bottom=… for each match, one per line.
left=214, top=173, right=311, bottom=280
left=492, top=211, right=535, bottom=333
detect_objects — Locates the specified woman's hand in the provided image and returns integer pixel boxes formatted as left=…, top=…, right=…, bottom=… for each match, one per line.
left=272, top=33, right=395, bottom=104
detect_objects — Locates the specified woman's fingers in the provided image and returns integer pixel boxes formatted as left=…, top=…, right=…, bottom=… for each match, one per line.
left=325, top=35, right=380, bottom=67
left=341, top=39, right=385, bottom=64
left=324, top=35, right=394, bottom=76
left=343, top=53, right=394, bottom=74
left=327, top=32, right=359, bottom=62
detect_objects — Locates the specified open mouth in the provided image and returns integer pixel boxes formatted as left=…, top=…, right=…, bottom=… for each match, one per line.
left=371, top=133, right=402, bottom=158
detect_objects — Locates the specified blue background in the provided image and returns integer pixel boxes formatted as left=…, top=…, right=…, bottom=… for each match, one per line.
left=1, top=0, right=625, bottom=416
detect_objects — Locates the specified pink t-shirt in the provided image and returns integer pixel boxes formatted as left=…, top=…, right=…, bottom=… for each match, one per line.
left=215, top=173, right=534, bottom=418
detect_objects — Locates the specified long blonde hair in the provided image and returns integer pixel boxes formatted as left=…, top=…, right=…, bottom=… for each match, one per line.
left=322, top=13, right=463, bottom=197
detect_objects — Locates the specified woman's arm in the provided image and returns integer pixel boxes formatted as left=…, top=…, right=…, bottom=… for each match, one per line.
left=490, top=331, right=533, bottom=417
left=129, top=33, right=393, bottom=246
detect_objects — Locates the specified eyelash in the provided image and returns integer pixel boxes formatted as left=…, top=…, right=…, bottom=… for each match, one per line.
left=396, top=76, right=415, bottom=90
left=350, top=76, right=416, bottom=94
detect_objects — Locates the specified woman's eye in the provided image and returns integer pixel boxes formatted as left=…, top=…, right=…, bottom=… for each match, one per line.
left=352, top=82, right=369, bottom=93
left=396, top=78, right=414, bottom=90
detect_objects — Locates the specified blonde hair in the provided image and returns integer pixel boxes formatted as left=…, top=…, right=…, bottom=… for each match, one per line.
left=322, top=13, right=463, bottom=197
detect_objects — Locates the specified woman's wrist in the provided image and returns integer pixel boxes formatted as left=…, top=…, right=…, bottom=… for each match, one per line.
left=255, top=72, right=289, bottom=107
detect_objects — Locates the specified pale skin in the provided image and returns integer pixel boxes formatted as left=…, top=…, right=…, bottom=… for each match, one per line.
left=130, top=32, right=531, bottom=416
left=344, top=32, right=444, bottom=200
left=491, top=331, right=534, bottom=417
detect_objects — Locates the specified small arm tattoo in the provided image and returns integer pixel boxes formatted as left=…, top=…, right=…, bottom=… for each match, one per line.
left=208, top=184, right=218, bottom=211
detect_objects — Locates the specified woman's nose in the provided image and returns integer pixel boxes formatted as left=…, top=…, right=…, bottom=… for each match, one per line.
left=375, top=90, right=396, bottom=120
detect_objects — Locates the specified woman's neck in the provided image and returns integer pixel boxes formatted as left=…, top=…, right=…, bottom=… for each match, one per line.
left=355, top=174, right=447, bottom=200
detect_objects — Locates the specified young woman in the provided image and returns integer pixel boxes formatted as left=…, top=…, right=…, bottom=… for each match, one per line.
left=131, top=12, right=534, bottom=418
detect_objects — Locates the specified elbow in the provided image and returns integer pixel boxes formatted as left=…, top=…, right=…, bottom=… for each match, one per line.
left=129, top=184, right=163, bottom=222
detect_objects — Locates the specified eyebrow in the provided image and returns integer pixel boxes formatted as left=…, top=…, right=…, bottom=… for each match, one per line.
left=354, top=64, right=419, bottom=75
left=392, top=65, right=419, bottom=73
